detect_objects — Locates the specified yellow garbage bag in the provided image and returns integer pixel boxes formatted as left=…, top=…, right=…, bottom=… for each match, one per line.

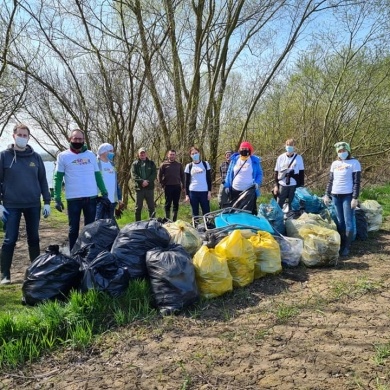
left=165, top=220, right=202, bottom=256
left=215, top=230, right=255, bottom=287
left=193, top=245, right=233, bottom=299
left=249, top=231, right=282, bottom=278
left=289, top=223, right=340, bottom=267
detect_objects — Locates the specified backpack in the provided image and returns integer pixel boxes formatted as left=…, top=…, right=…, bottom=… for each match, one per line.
left=188, top=161, right=208, bottom=173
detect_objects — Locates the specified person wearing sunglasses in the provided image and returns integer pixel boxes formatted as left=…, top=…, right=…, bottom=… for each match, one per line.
left=323, top=142, right=361, bottom=256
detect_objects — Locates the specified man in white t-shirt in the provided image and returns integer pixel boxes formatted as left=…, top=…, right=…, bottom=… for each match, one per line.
left=96, top=143, right=123, bottom=220
left=273, top=138, right=305, bottom=210
left=53, top=129, right=108, bottom=250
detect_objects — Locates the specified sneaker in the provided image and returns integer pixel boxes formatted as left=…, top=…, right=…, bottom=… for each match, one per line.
left=0, top=277, right=11, bottom=285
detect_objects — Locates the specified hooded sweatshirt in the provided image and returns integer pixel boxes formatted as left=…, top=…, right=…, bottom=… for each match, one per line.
left=0, top=144, right=51, bottom=208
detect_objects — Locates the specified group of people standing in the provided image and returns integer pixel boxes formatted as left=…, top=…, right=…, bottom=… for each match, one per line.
left=0, top=123, right=361, bottom=285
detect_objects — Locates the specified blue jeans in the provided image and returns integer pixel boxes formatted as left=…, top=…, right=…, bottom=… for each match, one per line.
left=1, top=206, right=41, bottom=277
left=67, top=197, right=97, bottom=250
left=332, top=193, right=353, bottom=232
left=189, top=191, right=210, bottom=217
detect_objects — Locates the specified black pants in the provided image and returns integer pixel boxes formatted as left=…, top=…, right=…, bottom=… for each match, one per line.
left=164, top=185, right=181, bottom=216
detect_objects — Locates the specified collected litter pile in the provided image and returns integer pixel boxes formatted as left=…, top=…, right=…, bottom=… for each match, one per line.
left=21, top=188, right=383, bottom=315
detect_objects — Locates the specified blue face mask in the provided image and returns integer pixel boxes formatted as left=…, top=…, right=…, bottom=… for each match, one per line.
left=107, top=152, right=115, bottom=160
left=191, top=153, right=200, bottom=161
left=338, top=152, right=348, bottom=160
left=285, top=146, right=294, bottom=153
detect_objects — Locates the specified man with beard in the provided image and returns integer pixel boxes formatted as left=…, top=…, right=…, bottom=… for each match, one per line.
left=53, top=129, right=108, bottom=251
left=158, top=149, right=184, bottom=221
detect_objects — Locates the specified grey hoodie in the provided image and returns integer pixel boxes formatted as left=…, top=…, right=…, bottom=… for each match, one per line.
left=0, top=144, right=51, bottom=208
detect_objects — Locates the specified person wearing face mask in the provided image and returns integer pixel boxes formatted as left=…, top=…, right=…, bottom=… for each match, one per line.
left=223, top=141, right=263, bottom=215
left=53, top=129, right=108, bottom=251
left=323, top=142, right=361, bottom=257
left=0, top=124, right=51, bottom=284
left=158, top=149, right=185, bottom=221
left=95, top=143, right=123, bottom=220
left=273, top=138, right=305, bottom=210
left=184, top=147, right=212, bottom=218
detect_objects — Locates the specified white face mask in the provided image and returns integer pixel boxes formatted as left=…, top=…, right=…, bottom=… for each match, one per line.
left=15, top=136, right=28, bottom=149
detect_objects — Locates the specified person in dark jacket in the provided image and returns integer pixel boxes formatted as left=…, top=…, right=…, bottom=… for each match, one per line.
left=131, top=147, right=157, bottom=221
left=0, top=123, right=51, bottom=284
left=158, top=149, right=184, bottom=221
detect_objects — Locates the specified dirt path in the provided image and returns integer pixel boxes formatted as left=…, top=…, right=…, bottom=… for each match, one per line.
left=1, top=218, right=390, bottom=389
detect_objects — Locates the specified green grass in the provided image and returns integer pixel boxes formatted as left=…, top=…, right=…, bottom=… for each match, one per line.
left=0, top=280, right=155, bottom=368
left=360, top=184, right=390, bottom=217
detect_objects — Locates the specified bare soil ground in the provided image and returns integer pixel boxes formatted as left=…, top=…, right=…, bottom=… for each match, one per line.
left=1, top=217, right=390, bottom=390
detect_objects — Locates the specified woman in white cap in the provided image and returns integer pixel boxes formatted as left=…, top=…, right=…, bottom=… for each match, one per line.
left=323, top=141, right=361, bottom=256
left=95, top=143, right=123, bottom=219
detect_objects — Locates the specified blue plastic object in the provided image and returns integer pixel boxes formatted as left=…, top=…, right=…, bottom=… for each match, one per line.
left=214, top=212, right=274, bottom=234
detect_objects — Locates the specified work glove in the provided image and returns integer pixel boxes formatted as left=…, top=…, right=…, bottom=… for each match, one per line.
left=323, top=195, right=331, bottom=207
left=351, top=198, right=358, bottom=209
left=224, top=187, right=230, bottom=195
left=43, top=204, right=51, bottom=218
left=99, top=194, right=111, bottom=208
left=0, top=205, right=9, bottom=223
left=55, top=200, right=64, bottom=212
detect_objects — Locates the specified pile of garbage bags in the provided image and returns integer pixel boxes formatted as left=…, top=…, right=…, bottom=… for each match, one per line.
left=21, top=190, right=382, bottom=312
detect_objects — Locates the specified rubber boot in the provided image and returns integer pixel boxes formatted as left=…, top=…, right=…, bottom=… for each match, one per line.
left=340, top=231, right=353, bottom=257
left=165, top=209, right=171, bottom=220
left=28, top=246, right=41, bottom=262
left=172, top=211, right=178, bottom=222
left=1, top=250, right=14, bottom=281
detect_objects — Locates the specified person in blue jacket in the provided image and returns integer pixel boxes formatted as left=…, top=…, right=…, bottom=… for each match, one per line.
left=224, top=141, right=263, bottom=214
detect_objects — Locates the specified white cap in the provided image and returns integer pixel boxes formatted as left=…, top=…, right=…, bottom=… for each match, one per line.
left=97, top=143, right=113, bottom=156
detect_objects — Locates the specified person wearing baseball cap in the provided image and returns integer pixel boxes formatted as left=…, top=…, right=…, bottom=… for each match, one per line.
left=218, top=150, right=233, bottom=208
left=223, top=141, right=263, bottom=214
left=323, top=141, right=361, bottom=257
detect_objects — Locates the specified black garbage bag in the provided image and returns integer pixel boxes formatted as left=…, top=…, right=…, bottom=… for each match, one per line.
left=225, top=186, right=257, bottom=213
left=111, top=220, right=170, bottom=279
left=80, top=251, right=130, bottom=297
left=146, top=244, right=199, bottom=315
left=355, top=208, right=368, bottom=241
left=204, top=229, right=229, bottom=248
left=22, top=245, right=82, bottom=306
left=71, top=219, right=120, bottom=262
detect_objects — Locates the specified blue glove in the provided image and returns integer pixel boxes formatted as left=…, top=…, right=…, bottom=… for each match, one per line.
left=43, top=204, right=51, bottom=218
left=55, top=200, right=64, bottom=212
left=0, top=205, right=9, bottom=223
